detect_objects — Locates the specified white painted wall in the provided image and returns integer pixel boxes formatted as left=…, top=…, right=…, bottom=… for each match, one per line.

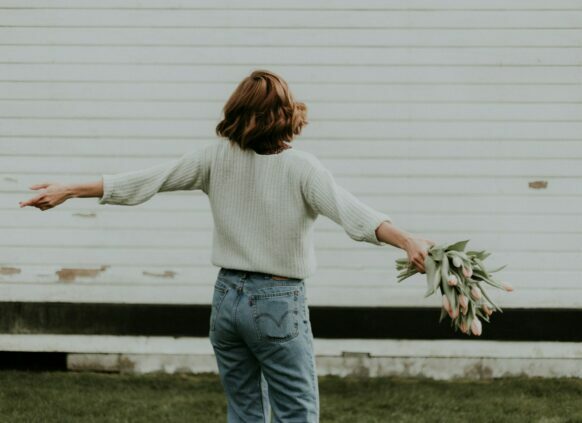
left=4, top=335, right=582, bottom=379
left=1, top=0, right=581, bottom=308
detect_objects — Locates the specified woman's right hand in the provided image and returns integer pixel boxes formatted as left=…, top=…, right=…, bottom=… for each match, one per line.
left=19, top=183, right=73, bottom=211
left=402, top=236, right=436, bottom=274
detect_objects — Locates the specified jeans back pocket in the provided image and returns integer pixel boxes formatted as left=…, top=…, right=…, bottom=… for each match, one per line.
left=251, top=288, right=300, bottom=343
left=210, top=283, right=229, bottom=332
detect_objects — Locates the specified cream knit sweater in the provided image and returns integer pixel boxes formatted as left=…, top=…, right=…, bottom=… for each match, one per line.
left=98, top=140, right=393, bottom=279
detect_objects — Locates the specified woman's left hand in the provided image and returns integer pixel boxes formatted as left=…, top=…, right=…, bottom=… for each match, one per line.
left=403, top=236, right=436, bottom=274
left=19, top=183, right=72, bottom=211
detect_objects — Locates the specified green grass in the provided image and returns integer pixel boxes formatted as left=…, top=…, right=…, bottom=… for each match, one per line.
left=0, top=371, right=581, bottom=422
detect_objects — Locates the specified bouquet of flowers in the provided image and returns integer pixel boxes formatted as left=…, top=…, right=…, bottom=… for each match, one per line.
left=395, top=239, right=513, bottom=336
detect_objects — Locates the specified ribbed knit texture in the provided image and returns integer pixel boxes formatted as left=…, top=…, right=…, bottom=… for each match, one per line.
left=98, top=140, right=393, bottom=279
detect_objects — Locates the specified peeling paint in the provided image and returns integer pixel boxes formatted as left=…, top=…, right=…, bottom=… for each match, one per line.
left=463, top=361, right=494, bottom=380
left=118, top=355, right=136, bottom=373
left=0, top=266, right=21, bottom=275
left=340, top=351, right=372, bottom=377
left=67, top=353, right=120, bottom=373
left=143, top=270, right=177, bottom=279
left=56, top=265, right=109, bottom=283
left=529, top=180, right=548, bottom=189
left=72, top=212, right=97, bottom=218
left=341, top=351, right=371, bottom=359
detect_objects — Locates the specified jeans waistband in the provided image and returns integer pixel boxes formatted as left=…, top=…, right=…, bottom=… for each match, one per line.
left=219, top=267, right=302, bottom=282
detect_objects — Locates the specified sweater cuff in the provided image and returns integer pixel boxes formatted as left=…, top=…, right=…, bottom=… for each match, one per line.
left=366, top=212, right=393, bottom=246
left=97, top=174, right=119, bottom=205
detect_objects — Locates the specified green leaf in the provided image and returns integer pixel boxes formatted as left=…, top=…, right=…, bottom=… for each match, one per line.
left=467, top=250, right=488, bottom=260
left=475, top=308, right=490, bottom=323
left=465, top=309, right=474, bottom=336
left=432, top=266, right=443, bottom=292
left=487, top=279, right=506, bottom=290
left=449, top=266, right=466, bottom=288
left=431, top=244, right=449, bottom=252
left=487, top=264, right=508, bottom=273
left=424, top=256, right=438, bottom=297
left=397, top=273, right=414, bottom=283
left=449, top=250, right=470, bottom=262
left=440, top=252, right=450, bottom=284
left=430, top=248, right=445, bottom=262
left=478, top=285, right=503, bottom=313
left=445, top=239, right=470, bottom=252
left=473, top=258, right=491, bottom=277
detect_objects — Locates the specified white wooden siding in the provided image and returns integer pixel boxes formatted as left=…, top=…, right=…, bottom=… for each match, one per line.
left=1, top=0, right=581, bottom=308
left=4, top=335, right=582, bottom=379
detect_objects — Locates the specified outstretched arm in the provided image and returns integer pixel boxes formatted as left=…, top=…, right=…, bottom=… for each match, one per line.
left=304, top=163, right=393, bottom=245
left=19, top=143, right=214, bottom=210
left=304, top=162, right=434, bottom=272
left=96, top=147, right=210, bottom=206
left=375, top=221, right=434, bottom=273
left=19, top=180, right=103, bottom=211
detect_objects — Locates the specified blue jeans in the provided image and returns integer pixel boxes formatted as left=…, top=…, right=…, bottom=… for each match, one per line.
left=209, top=267, right=320, bottom=422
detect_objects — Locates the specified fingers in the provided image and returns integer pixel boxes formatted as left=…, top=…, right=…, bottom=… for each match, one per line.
left=412, top=261, right=425, bottom=273
left=409, top=252, right=427, bottom=273
left=406, top=237, right=436, bottom=273
left=19, top=194, right=45, bottom=208
left=424, top=239, right=436, bottom=248
left=418, top=240, right=435, bottom=272
left=29, top=183, right=51, bottom=190
left=20, top=184, right=50, bottom=208
left=36, top=200, right=52, bottom=211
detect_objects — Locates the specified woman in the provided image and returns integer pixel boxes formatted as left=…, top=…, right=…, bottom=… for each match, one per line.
left=19, top=69, right=434, bottom=422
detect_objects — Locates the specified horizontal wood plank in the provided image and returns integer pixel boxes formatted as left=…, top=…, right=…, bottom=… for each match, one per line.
left=1, top=10, right=581, bottom=29
left=0, top=284, right=578, bottom=308
left=1, top=64, right=580, bottom=83
left=1, top=0, right=581, bottom=10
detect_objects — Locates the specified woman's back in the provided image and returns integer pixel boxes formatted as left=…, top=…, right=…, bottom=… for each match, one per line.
left=98, top=138, right=392, bottom=280
left=208, top=140, right=320, bottom=279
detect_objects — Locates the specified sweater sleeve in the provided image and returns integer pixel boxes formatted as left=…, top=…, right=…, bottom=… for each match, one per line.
left=97, top=144, right=212, bottom=206
left=304, top=163, right=393, bottom=246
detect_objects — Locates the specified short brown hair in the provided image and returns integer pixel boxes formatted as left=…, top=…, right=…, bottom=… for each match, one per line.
left=215, top=69, right=308, bottom=153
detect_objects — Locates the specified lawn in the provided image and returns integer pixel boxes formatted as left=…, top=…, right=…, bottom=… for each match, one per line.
left=0, top=370, right=581, bottom=422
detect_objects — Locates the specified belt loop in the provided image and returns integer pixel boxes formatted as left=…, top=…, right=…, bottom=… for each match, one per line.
left=239, top=270, right=248, bottom=293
